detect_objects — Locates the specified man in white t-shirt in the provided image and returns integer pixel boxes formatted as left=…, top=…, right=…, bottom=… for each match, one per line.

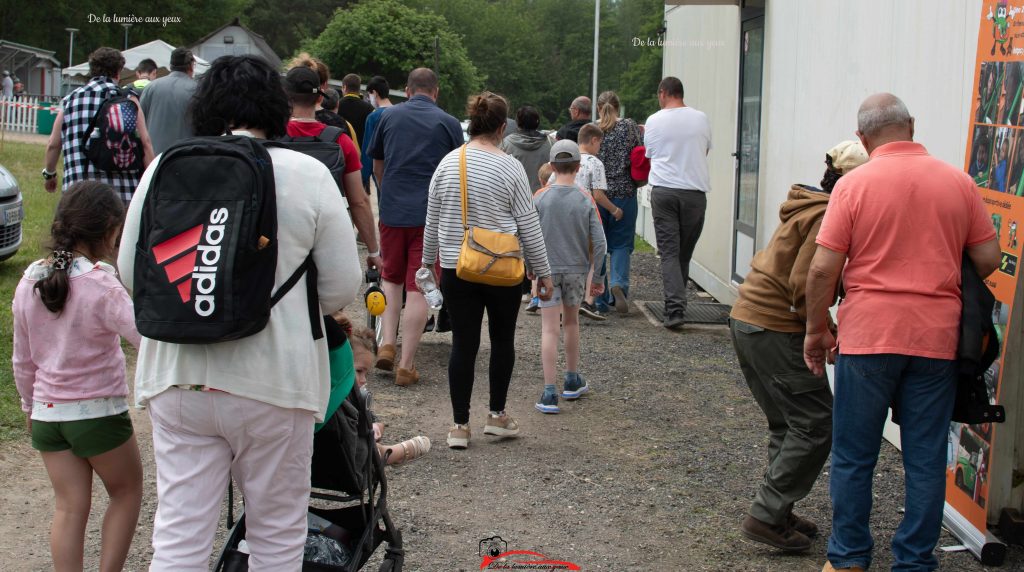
left=644, top=76, right=712, bottom=329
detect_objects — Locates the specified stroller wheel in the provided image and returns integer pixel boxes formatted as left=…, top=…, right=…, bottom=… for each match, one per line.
left=378, top=561, right=395, bottom=572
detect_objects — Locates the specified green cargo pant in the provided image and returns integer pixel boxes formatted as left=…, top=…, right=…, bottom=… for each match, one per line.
left=730, top=318, right=833, bottom=525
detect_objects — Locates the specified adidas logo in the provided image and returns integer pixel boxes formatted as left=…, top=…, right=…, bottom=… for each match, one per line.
left=151, top=208, right=230, bottom=317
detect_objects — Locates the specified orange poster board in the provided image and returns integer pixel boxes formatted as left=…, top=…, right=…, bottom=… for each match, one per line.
left=954, top=0, right=1024, bottom=538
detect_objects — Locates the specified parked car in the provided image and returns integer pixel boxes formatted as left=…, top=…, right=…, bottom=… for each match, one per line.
left=0, top=165, right=24, bottom=261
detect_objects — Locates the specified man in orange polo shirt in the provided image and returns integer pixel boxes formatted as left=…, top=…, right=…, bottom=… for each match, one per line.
left=804, top=93, right=1000, bottom=572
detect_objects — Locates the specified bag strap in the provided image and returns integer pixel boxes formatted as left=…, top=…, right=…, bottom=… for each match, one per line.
left=270, top=253, right=323, bottom=340
left=459, top=144, right=469, bottom=230
left=317, top=125, right=344, bottom=144
left=83, top=85, right=123, bottom=141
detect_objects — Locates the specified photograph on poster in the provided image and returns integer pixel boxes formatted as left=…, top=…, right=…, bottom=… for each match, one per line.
left=977, top=61, right=1004, bottom=124
left=951, top=427, right=990, bottom=508
left=1006, top=128, right=1024, bottom=195
left=1002, top=62, right=1024, bottom=125
left=971, top=125, right=996, bottom=188
left=991, top=127, right=1012, bottom=192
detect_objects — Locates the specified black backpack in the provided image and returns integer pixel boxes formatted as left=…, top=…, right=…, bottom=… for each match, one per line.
left=132, top=135, right=321, bottom=344
left=277, top=125, right=347, bottom=193
left=83, top=87, right=144, bottom=172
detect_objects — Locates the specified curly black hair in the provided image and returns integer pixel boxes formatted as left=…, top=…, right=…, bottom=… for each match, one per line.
left=88, top=47, right=125, bottom=79
left=189, top=55, right=290, bottom=139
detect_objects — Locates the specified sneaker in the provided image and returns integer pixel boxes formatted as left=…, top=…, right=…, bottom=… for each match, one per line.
left=447, top=424, right=471, bottom=449
left=739, top=515, right=811, bottom=553
left=561, top=373, right=589, bottom=400
left=483, top=412, right=520, bottom=436
left=611, top=285, right=629, bottom=314
left=579, top=301, right=608, bottom=321
left=376, top=344, right=396, bottom=371
left=663, top=310, right=686, bottom=330
left=535, top=390, right=560, bottom=414
left=525, top=297, right=540, bottom=314
left=788, top=512, right=819, bottom=538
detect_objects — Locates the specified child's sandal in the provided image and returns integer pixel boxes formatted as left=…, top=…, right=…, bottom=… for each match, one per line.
left=395, top=435, right=431, bottom=464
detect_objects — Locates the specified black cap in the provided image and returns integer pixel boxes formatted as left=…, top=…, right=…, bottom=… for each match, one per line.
left=285, top=66, right=324, bottom=96
left=170, top=48, right=194, bottom=68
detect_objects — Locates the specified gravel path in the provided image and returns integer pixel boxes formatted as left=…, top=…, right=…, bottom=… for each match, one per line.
left=1, top=250, right=1020, bottom=570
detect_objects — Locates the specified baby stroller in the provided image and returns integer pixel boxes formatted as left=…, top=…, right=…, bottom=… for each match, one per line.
left=213, top=386, right=404, bottom=571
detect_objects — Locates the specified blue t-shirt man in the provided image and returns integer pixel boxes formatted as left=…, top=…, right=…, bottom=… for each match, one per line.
left=369, top=93, right=462, bottom=228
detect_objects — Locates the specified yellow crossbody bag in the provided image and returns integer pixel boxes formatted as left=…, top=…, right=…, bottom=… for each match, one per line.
left=455, top=145, right=526, bottom=287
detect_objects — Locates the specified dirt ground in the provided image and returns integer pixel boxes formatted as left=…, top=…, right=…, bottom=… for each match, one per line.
left=1, top=250, right=1021, bottom=571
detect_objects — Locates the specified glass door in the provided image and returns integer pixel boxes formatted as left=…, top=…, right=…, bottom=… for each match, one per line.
left=732, top=15, right=764, bottom=283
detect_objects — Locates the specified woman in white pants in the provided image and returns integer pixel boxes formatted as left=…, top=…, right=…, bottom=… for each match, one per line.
left=118, top=55, right=361, bottom=571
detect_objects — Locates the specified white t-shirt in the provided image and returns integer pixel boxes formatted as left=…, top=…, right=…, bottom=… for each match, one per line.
left=546, top=153, right=608, bottom=194
left=644, top=106, right=712, bottom=192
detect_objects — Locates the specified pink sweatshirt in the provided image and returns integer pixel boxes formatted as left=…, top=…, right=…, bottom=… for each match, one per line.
left=12, top=257, right=141, bottom=412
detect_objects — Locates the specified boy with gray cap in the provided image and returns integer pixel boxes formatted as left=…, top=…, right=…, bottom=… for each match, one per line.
left=533, top=140, right=608, bottom=414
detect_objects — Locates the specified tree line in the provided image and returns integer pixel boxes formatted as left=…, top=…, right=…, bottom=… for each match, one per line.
left=1, top=0, right=664, bottom=125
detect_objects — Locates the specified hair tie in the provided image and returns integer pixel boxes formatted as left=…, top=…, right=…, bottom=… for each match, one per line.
left=52, top=250, right=73, bottom=271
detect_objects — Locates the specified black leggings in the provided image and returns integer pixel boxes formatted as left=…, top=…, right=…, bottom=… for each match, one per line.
left=440, top=269, right=522, bottom=425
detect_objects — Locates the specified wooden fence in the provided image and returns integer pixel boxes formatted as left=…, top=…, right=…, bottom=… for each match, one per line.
left=1, top=96, right=60, bottom=134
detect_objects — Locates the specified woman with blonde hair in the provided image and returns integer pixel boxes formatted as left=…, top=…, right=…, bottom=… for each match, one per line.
left=594, top=90, right=642, bottom=316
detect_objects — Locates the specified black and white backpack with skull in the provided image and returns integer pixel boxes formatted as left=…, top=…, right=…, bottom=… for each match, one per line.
left=83, top=87, right=144, bottom=173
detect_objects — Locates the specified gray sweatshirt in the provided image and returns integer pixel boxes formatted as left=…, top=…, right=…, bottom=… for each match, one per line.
left=533, top=183, right=607, bottom=279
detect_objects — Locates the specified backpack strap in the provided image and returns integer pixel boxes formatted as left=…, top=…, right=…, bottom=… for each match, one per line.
left=317, top=125, right=344, bottom=144
left=83, top=85, right=124, bottom=141
left=270, top=253, right=323, bottom=340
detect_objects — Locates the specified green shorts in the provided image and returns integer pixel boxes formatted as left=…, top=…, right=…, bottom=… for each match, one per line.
left=31, top=412, right=134, bottom=458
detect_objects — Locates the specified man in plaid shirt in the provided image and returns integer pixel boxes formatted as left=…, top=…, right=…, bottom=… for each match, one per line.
left=43, top=47, right=154, bottom=206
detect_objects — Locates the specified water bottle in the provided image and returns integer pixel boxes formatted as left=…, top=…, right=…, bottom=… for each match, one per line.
left=415, top=267, right=443, bottom=309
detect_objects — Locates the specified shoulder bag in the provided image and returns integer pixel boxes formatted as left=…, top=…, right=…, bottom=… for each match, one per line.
left=455, top=145, right=526, bottom=287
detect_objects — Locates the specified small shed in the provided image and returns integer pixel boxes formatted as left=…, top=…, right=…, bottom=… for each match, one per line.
left=189, top=18, right=281, bottom=69
left=0, top=40, right=60, bottom=96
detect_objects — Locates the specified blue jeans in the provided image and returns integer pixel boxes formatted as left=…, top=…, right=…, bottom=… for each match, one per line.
left=596, top=195, right=637, bottom=310
left=828, top=354, right=956, bottom=571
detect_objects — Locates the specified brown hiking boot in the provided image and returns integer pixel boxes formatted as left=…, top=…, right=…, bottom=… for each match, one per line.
left=395, top=367, right=419, bottom=387
left=788, top=512, right=819, bottom=538
left=376, top=344, right=396, bottom=371
left=740, top=515, right=811, bottom=552
left=822, top=562, right=865, bottom=572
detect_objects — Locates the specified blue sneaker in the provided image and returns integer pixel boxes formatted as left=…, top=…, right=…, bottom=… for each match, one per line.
left=525, top=296, right=540, bottom=314
left=562, top=373, right=589, bottom=400
left=535, top=389, right=560, bottom=414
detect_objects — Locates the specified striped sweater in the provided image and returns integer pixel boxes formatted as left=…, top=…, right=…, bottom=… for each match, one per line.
left=423, top=146, right=551, bottom=277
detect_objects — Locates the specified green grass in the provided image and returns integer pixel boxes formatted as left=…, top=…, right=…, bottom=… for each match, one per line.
left=634, top=234, right=655, bottom=253
left=0, top=141, right=61, bottom=440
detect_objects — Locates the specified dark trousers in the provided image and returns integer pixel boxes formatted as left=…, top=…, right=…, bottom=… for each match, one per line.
left=651, top=186, right=707, bottom=316
left=440, top=269, right=522, bottom=425
left=730, top=319, right=833, bottom=525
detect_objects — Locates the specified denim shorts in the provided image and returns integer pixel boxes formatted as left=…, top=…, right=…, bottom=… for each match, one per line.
left=538, top=273, right=587, bottom=309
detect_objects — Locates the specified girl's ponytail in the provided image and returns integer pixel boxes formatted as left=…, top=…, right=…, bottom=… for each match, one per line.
left=34, top=181, right=124, bottom=314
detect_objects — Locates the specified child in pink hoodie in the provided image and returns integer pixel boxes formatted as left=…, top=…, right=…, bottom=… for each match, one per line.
left=12, top=181, right=142, bottom=572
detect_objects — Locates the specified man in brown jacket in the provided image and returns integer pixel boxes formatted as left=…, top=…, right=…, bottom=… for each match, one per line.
left=731, top=141, right=868, bottom=552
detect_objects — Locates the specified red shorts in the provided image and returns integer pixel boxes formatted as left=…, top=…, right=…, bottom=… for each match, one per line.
left=379, top=223, right=424, bottom=291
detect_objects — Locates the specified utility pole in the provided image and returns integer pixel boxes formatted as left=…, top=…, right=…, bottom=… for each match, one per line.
left=65, top=28, right=78, bottom=94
